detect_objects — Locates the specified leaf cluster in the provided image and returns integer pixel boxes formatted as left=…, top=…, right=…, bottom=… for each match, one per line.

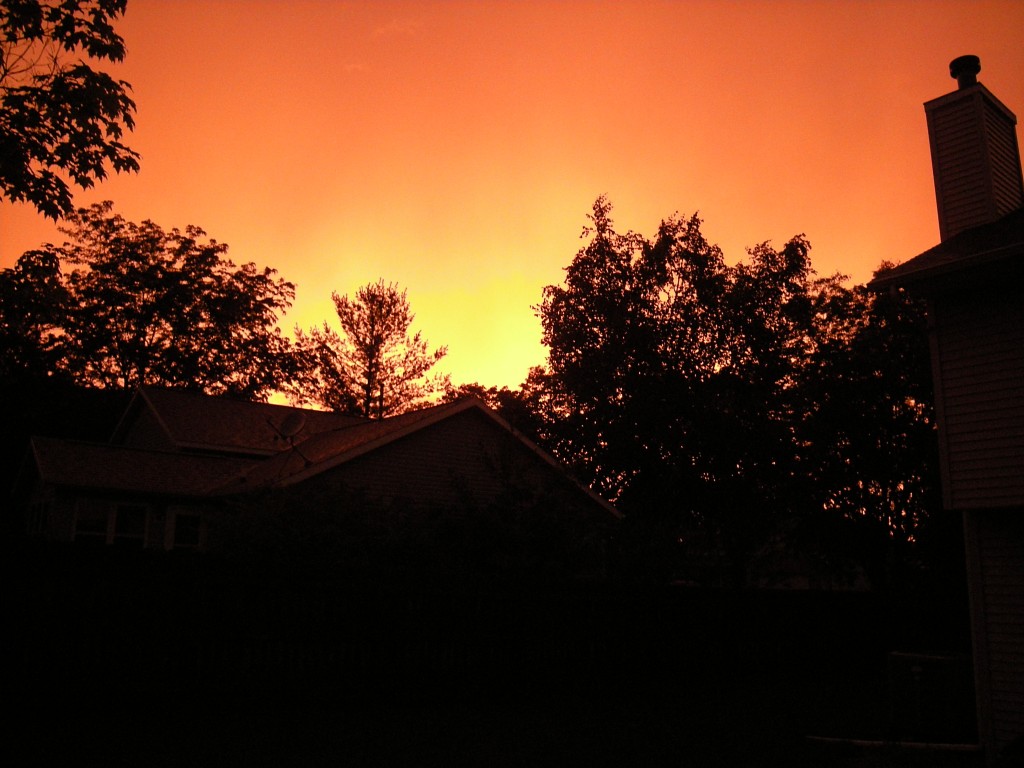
left=1, top=0, right=139, bottom=218
left=0, top=246, right=69, bottom=377
left=0, top=201, right=297, bottom=399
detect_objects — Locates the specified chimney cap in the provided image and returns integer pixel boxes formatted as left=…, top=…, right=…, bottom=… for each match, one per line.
left=950, top=55, right=981, bottom=89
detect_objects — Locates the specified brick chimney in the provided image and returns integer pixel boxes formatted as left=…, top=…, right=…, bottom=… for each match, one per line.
left=924, top=55, right=1024, bottom=241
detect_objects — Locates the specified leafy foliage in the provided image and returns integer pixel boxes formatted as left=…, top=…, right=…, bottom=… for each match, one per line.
left=535, top=197, right=938, bottom=586
left=0, top=201, right=297, bottom=399
left=0, top=247, right=69, bottom=380
left=799, top=270, right=941, bottom=583
left=443, top=374, right=547, bottom=444
left=291, top=279, right=448, bottom=417
left=1, top=0, right=140, bottom=219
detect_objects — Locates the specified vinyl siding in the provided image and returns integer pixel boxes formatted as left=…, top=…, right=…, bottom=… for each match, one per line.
left=985, top=104, right=1024, bottom=218
left=933, top=290, right=1024, bottom=509
left=926, top=88, right=1023, bottom=241
left=969, top=509, right=1024, bottom=757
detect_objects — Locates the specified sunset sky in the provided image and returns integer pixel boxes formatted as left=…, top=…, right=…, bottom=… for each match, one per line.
left=2, top=0, right=1023, bottom=390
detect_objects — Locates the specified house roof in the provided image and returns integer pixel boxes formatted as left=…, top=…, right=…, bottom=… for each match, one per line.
left=871, top=207, right=1024, bottom=290
left=111, top=387, right=366, bottom=456
left=221, top=398, right=474, bottom=490
left=32, top=389, right=620, bottom=519
left=31, top=437, right=259, bottom=497
left=216, top=396, right=622, bottom=518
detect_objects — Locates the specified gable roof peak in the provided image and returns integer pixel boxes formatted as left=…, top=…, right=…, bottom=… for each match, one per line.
left=111, top=385, right=367, bottom=456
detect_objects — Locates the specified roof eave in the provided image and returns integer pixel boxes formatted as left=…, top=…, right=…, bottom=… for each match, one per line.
left=870, top=241, right=1024, bottom=291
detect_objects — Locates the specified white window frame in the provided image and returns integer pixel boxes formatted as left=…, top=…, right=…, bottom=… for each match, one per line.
left=74, top=498, right=112, bottom=545
left=112, top=503, right=149, bottom=548
left=168, top=507, right=202, bottom=551
left=73, top=499, right=151, bottom=547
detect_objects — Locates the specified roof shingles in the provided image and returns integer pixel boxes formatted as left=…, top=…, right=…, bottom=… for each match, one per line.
left=218, top=399, right=480, bottom=492
left=32, top=437, right=259, bottom=496
left=119, top=387, right=365, bottom=455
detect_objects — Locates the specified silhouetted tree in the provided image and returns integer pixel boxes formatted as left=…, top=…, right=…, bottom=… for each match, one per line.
left=2, top=201, right=297, bottom=399
left=0, top=248, right=69, bottom=380
left=535, top=197, right=938, bottom=586
left=292, top=279, right=448, bottom=417
left=443, top=376, right=545, bottom=442
left=797, top=270, right=940, bottom=586
left=1, top=0, right=139, bottom=219
left=538, top=197, right=737, bottom=509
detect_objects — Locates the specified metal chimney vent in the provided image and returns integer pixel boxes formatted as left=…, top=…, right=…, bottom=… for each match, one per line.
left=949, top=55, right=980, bottom=89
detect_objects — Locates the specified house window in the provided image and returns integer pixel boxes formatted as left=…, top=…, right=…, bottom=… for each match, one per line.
left=74, top=501, right=150, bottom=547
left=75, top=500, right=111, bottom=545
left=171, top=510, right=201, bottom=550
left=27, top=500, right=49, bottom=537
left=113, top=504, right=147, bottom=548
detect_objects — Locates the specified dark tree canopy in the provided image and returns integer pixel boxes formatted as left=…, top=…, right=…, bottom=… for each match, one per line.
left=534, top=197, right=938, bottom=586
left=538, top=197, right=742, bottom=509
left=0, top=201, right=297, bottom=399
left=799, top=268, right=941, bottom=580
left=0, top=246, right=68, bottom=380
left=291, top=279, right=449, bottom=418
left=1, top=0, right=139, bottom=219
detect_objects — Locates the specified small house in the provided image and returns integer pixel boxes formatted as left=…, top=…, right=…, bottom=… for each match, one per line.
left=17, top=387, right=619, bottom=577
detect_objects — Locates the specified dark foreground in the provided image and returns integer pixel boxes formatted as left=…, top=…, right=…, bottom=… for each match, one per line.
left=6, top=544, right=978, bottom=767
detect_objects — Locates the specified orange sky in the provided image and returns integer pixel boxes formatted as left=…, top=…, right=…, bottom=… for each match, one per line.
left=2, top=0, right=1023, bottom=390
